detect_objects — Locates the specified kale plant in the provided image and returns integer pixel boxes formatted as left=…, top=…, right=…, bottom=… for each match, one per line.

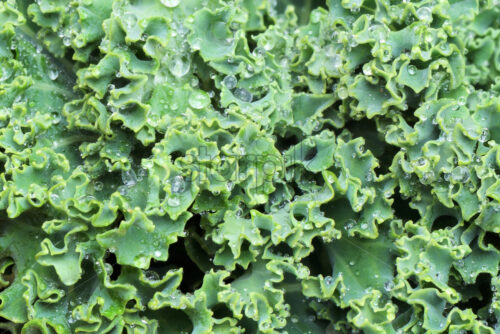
left=0, top=0, right=499, bottom=333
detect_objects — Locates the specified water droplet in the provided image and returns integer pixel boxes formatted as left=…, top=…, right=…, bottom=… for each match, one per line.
left=421, top=171, right=435, bottom=185
left=324, top=276, right=333, bottom=285
left=48, top=69, right=59, bottom=81
left=479, top=128, right=489, bottom=143
left=94, top=181, right=104, bottom=192
left=122, top=13, right=138, bottom=29
left=191, top=38, right=202, bottom=50
left=230, top=21, right=240, bottom=31
left=416, top=157, right=426, bottom=166
left=416, top=6, right=432, bottom=21
left=451, top=166, right=470, bottom=183
left=222, top=75, right=237, bottom=89
left=362, top=63, right=372, bottom=76
left=167, top=197, right=180, bottom=207
left=160, top=0, right=179, bottom=7
left=144, top=270, right=160, bottom=281
left=51, top=112, right=61, bottom=124
left=122, top=169, right=137, bottom=187
left=63, top=37, right=71, bottom=46
left=190, top=76, right=199, bottom=87
left=337, top=87, right=348, bottom=100
left=117, top=185, right=128, bottom=196
left=168, top=55, right=191, bottom=78
left=234, top=88, right=252, bottom=102
left=49, top=193, right=60, bottom=204
left=407, top=65, right=417, bottom=76
left=170, top=175, right=185, bottom=193
left=154, top=250, right=162, bottom=257
left=252, top=46, right=265, bottom=58
left=365, top=173, right=373, bottom=182
left=188, top=90, right=210, bottom=109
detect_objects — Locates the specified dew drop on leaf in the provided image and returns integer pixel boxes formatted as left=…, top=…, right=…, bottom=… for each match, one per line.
left=122, top=169, right=137, bottom=188
left=234, top=88, right=252, bottom=102
left=188, top=90, right=210, bottom=109
left=407, top=65, right=417, bottom=75
left=222, top=75, right=237, bottom=89
left=168, top=55, right=191, bottom=78
left=160, top=0, right=179, bottom=8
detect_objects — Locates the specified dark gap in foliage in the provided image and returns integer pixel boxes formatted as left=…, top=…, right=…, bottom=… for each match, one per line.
left=2, top=259, right=14, bottom=287
left=193, top=56, right=221, bottom=107
left=312, top=171, right=326, bottom=187
left=147, top=258, right=169, bottom=279
left=290, top=179, right=304, bottom=198
left=211, top=303, right=233, bottom=319
left=392, top=298, right=412, bottom=315
left=314, top=318, right=331, bottom=331
left=402, top=104, right=420, bottom=129
left=483, top=232, right=500, bottom=252
left=344, top=118, right=387, bottom=159
left=245, top=31, right=258, bottom=54
left=362, top=0, right=377, bottom=12
left=165, top=238, right=204, bottom=293
left=110, top=210, right=125, bottom=230
left=322, top=101, right=344, bottom=131
left=252, top=204, right=266, bottom=212
left=143, top=308, right=193, bottom=333
left=129, top=43, right=151, bottom=62
left=457, top=273, right=492, bottom=314
left=269, top=242, right=294, bottom=258
left=410, top=58, right=432, bottom=70
left=304, top=145, right=318, bottom=161
left=63, top=47, right=75, bottom=72
left=391, top=297, right=413, bottom=330
left=374, top=144, right=399, bottom=175
left=240, top=240, right=251, bottom=258
left=261, top=12, right=275, bottom=31
left=169, top=150, right=183, bottom=163
left=125, top=299, right=136, bottom=309
left=237, top=315, right=258, bottom=334
left=292, top=211, right=306, bottom=222
left=392, top=187, right=420, bottom=222
left=407, top=275, right=419, bottom=289
left=291, top=78, right=312, bottom=94
left=88, top=46, right=101, bottom=65
left=223, top=263, right=246, bottom=285
left=130, top=143, right=154, bottom=167
left=467, top=212, right=479, bottom=223
left=275, top=131, right=300, bottom=152
left=274, top=132, right=300, bottom=152
left=185, top=214, right=203, bottom=238
left=321, top=197, right=357, bottom=229
left=302, top=238, right=332, bottom=277
left=431, top=215, right=457, bottom=231
left=276, top=0, right=327, bottom=25
left=430, top=15, right=447, bottom=29
left=110, top=76, right=131, bottom=90
left=104, top=251, right=121, bottom=281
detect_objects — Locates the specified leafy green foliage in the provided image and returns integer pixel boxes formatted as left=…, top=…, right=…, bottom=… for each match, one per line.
left=0, top=0, right=499, bottom=332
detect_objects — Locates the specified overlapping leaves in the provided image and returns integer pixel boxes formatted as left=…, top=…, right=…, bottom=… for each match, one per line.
left=0, top=0, right=498, bottom=333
